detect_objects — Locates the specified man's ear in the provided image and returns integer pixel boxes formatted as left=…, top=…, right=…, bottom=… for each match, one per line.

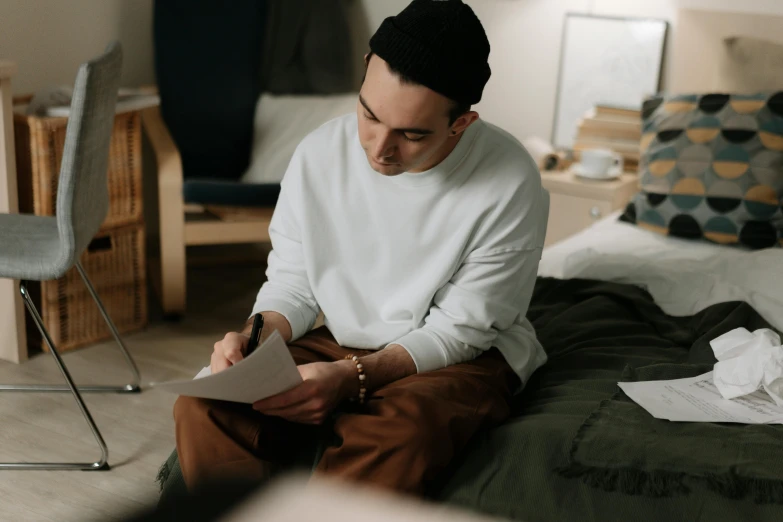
left=450, top=111, right=480, bottom=136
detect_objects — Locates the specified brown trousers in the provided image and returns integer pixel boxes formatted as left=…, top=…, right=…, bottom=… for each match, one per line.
left=174, top=326, right=518, bottom=496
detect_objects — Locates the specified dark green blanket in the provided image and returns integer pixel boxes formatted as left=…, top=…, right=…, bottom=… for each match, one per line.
left=559, top=363, right=783, bottom=503
left=157, top=278, right=783, bottom=521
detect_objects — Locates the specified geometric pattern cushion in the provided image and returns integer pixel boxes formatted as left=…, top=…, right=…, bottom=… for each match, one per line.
left=620, top=92, right=783, bottom=249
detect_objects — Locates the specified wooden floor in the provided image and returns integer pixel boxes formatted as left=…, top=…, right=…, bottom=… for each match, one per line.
left=0, top=261, right=270, bottom=522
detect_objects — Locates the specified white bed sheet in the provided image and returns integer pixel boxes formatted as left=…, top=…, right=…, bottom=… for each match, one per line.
left=538, top=212, right=783, bottom=332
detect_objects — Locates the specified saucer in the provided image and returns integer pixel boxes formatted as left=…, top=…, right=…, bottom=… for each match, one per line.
left=570, top=163, right=622, bottom=181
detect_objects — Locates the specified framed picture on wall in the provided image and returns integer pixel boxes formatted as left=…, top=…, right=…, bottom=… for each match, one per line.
left=551, top=13, right=668, bottom=149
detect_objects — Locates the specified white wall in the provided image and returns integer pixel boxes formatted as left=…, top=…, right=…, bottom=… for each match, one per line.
left=4, top=0, right=783, bottom=145
left=0, top=0, right=154, bottom=95
left=359, top=0, right=783, bottom=144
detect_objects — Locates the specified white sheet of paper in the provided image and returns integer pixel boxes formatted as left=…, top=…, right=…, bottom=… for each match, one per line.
left=149, top=330, right=302, bottom=403
left=709, top=327, right=783, bottom=407
left=618, top=371, right=783, bottom=424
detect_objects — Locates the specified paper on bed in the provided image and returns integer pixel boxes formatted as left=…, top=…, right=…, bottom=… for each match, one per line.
left=150, top=330, right=302, bottom=404
left=618, top=371, right=783, bottom=424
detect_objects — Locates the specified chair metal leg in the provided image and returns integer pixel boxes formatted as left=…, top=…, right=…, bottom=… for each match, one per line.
left=0, top=283, right=109, bottom=470
left=75, top=261, right=142, bottom=390
left=0, top=262, right=142, bottom=393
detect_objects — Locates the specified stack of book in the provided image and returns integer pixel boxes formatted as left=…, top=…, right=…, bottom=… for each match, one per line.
left=573, top=104, right=642, bottom=172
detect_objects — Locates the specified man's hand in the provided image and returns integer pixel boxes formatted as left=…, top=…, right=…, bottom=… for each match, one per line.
left=211, top=312, right=294, bottom=375
left=210, top=332, right=250, bottom=374
left=252, top=344, right=417, bottom=424
left=252, top=360, right=356, bottom=424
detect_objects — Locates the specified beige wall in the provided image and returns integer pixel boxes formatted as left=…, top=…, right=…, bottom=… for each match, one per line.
left=360, top=0, right=783, bottom=144
left=0, top=0, right=154, bottom=95
left=3, top=0, right=783, bottom=143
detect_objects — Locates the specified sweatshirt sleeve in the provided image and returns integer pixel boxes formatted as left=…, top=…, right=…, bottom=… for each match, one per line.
left=390, top=246, right=542, bottom=372
left=389, top=177, right=548, bottom=373
left=250, top=147, right=320, bottom=341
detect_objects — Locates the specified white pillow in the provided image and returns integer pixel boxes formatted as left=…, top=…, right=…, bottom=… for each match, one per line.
left=241, top=93, right=359, bottom=184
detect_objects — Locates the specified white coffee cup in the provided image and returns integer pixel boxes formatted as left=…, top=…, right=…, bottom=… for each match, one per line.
left=577, top=148, right=624, bottom=179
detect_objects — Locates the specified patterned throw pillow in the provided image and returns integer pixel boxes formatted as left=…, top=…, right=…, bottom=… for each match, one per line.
left=620, top=92, right=783, bottom=249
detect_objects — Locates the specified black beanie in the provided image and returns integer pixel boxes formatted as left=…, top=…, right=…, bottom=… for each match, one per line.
left=369, top=0, right=491, bottom=106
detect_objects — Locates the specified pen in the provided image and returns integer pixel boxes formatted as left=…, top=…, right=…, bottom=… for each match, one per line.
left=245, top=313, right=264, bottom=356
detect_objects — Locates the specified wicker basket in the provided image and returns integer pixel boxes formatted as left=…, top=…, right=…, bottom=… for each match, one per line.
left=13, top=101, right=148, bottom=353
left=13, top=108, right=143, bottom=230
left=27, top=223, right=148, bottom=353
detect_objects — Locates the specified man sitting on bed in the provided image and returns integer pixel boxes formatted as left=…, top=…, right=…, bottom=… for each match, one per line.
left=174, top=0, right=549, bottom=495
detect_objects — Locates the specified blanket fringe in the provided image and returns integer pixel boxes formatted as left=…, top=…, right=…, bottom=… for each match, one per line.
left=704, top=473, right=783, bottom=505
left=558, top=465, right=783, bottom=505
left=559, top=399, right=690, bottom=499
left=155, top=461, right=171, bottom=492
left=556, top=464, right=690, bottom=498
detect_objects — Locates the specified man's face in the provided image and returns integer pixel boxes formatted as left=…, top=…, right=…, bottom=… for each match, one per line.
left=358, top=55, right=456, bottom=176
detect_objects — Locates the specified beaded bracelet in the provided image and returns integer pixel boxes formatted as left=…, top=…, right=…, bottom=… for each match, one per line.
left=344, top=354, right=367, bottom=404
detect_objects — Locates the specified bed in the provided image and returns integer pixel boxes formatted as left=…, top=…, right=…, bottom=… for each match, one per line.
left=424, top=215, right=783, bottom=522
left=427, top=8, right=783, bottom=518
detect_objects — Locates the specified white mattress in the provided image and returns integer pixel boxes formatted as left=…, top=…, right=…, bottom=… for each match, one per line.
left=538, top=212, right=783, bottom=332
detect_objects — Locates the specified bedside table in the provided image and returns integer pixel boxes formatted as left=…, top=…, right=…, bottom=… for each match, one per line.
left=541, top=170, right=639, bottom=247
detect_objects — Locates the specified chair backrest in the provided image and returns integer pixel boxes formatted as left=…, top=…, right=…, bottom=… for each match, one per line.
left=55, top=41, right=122, bottom=266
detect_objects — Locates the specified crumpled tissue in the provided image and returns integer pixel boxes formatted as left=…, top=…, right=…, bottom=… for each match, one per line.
left=710, top=327, right=783, bottom=406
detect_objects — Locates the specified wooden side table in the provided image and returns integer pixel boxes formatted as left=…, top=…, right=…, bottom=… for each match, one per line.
left=0, top=60, right=27, bottom=363
left=541, top=170, right=639, bottom=247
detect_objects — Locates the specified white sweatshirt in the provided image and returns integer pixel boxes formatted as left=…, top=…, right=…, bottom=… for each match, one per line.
left=252, top=114, right=549, bottom=386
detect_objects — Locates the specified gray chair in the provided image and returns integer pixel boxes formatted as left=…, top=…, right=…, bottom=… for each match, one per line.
left=0, top=41, right=141, bottom=471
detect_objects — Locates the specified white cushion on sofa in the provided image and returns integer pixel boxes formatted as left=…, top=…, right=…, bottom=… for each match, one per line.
left=241, top=93, right=358, bottom=184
